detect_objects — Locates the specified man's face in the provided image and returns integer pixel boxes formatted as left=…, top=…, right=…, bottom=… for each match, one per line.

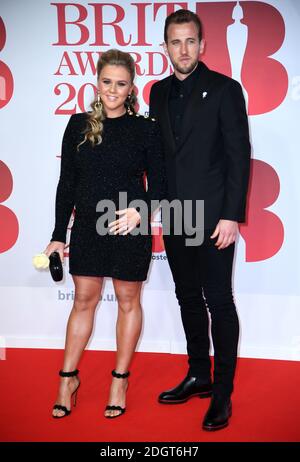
left=164, top=21, right=204, bottom=79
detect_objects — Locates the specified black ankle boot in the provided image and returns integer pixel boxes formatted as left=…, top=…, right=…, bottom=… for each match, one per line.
left=202, top=395, right=232, bottom=431
left=158, top=375, right=212, bottom=404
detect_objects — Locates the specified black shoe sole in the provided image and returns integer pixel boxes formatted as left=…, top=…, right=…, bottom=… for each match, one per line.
left=202, top=421, right=229, bottom=431
left=202, top=410, right=232, bottom=431
left=158, top=391, right=212, bottom=404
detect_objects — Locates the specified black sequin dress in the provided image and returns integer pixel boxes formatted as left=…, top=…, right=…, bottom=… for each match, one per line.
left=50, top=111, right=166, bottom=281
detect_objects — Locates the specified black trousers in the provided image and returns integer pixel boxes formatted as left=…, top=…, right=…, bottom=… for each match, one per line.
left=163, top=229, right=239, bottom=398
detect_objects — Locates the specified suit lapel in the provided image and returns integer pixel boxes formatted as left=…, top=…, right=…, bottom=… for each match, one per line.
left=157, top=63, right=213, bottom=156
left=157, top=77, right=176, bottom=155
left=177, top=62, right=212, bottom=152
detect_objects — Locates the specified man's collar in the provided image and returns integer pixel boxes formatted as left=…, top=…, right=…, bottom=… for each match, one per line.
left=172, top=61, right=202, bottom=86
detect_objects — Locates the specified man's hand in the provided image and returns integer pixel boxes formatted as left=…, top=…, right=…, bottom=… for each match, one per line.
left=210, top=219, right=239, bottom=250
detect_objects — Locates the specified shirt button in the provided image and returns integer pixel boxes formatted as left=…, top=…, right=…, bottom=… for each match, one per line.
left=179, top=94, right=184, bottom=98
left=175, top=136, right=179, bottom=140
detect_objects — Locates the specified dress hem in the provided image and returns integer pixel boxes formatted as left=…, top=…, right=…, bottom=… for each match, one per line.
left=69, top=270, right=147, bottom=282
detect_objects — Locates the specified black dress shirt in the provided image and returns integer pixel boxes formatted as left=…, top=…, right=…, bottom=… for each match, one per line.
left=168, top=62, right=200, bottom=145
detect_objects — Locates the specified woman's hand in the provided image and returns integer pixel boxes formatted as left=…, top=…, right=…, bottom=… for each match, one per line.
left=44, top=241, right=66, bottom=263
left=108, top=208, right=141, bottom=235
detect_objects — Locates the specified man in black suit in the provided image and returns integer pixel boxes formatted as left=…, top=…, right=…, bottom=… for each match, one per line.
left=149, top=9, right=251, bottom=431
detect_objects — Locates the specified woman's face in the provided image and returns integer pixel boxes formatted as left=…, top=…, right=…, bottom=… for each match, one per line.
left=98, top=64, right=134, bottom=117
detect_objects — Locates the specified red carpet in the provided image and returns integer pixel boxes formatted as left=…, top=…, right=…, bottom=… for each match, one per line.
left=0, top=349, right=299, bottom=442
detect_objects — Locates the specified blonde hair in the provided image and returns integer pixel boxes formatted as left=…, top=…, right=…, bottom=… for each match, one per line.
left=77, top=49, right=137, bottom=150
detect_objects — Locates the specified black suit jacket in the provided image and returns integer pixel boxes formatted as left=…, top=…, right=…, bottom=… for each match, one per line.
left=149, top=62, right=251, bottom=230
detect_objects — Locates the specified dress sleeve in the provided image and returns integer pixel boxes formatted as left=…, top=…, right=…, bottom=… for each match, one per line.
left=50, top=115, right=77, bottom=243
left=144, top=120, right=167, bottom=215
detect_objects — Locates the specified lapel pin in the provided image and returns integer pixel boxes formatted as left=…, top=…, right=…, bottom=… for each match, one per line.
left=202, top=91, right=207, bottom=98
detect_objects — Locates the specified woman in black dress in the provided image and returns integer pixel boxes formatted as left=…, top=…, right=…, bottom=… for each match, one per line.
left=44, top=49, right=165, bottom=419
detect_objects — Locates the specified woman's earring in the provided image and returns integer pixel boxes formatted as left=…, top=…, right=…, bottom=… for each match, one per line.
left=127, top=94, right=133, bottom=115
left=95, top=91, right=103, bottom=111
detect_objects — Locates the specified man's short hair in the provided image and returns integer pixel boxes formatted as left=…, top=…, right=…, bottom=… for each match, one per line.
left=164, top=9, right=203, bottom=43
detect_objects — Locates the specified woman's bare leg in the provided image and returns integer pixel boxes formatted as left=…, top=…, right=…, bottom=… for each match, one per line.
left=52, top=275, right=103, bottom=417
left=104, top=279, right=143, bottom=417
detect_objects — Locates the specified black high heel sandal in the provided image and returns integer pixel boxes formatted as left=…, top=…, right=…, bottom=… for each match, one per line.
left=52, top=369, right=80, bottom=419
left=105, top=369, right=130, bottom=419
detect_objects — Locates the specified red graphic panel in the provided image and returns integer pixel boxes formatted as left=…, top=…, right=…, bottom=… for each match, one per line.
left=198, top=2, right=288, bottom=115
left=240, top=159, right=284, bottom=262
left=197, top=2, right=235, bottom=76
left=0, top=17, right=14, bottom=108
left=152, top=225, right=165, bottom=253
left=143, top=79, right=158, bottom=106
left=241, top=1, right=288, bottom=115
left=0, top=161, right=19, bottom=253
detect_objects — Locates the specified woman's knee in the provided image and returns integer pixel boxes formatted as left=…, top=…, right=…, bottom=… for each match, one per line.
left=73, top=291, right=100, bottom=311
left=72, top=276, right=103, bottom=311
left=115, top=289, right=141, bottom=314
left=113, top=280, right=142, bottom=314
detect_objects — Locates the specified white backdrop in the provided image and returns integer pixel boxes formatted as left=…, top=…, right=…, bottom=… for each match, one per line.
left=0, top=0, right=300, bottom=361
